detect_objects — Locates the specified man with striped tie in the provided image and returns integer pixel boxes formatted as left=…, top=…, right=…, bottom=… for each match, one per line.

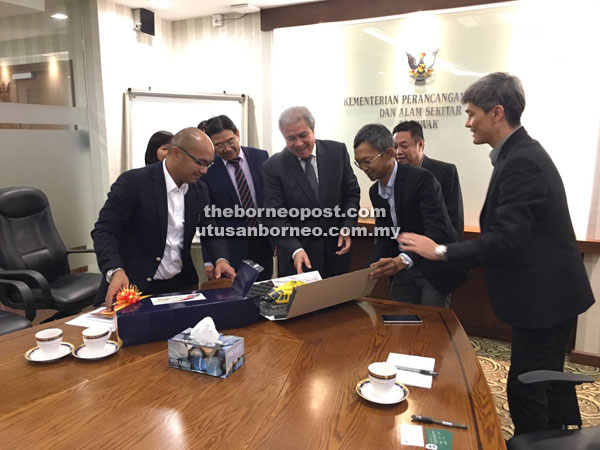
left=199, top=115, right=273, bottom=281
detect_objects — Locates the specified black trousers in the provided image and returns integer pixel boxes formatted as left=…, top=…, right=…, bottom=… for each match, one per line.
left=508, top=318, right=576, bottom=435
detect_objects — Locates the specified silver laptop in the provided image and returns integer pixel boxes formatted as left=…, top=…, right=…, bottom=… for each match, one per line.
left=261, top=267, right=377, bottom=321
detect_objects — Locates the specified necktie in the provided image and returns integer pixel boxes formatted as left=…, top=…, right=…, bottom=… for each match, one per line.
left=302, top=155, right=319, bottom=202
left=229, top=157, right=258, bottom=227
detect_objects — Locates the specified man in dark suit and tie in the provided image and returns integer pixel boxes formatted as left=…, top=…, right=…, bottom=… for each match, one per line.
left=393, top=120, right=464, bottom=238
left=397, top=73, right=595, bottom=435
left=199, top=115, right=272, bottom=281
left=263, top=106, right=360, bottom=277
left=354, top=124, right=465, bottom=306
left=92, top=128, right=235, bottom=309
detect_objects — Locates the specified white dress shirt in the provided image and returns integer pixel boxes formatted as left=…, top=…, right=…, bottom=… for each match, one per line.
left=154, top=160, right=188, bottom=280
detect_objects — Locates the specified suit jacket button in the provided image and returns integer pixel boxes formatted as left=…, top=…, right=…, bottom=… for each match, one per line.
left=146, top=278, right=152, bottom=282
left=156, top=257, right=161, bottom=262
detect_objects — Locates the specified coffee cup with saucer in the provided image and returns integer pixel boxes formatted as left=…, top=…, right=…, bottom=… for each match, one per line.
left=356, top=362, right=409, bottom=405
left=25, top=328, right=74, bottom=363
left=73, top=326, right=119, bottom=360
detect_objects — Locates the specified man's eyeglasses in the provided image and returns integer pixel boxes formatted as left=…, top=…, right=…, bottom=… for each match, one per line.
left=353, top=150, right=386, bottom=169
left=213, top=137, right=237, bottom=151
left=177, top=145, right=214, bottom=169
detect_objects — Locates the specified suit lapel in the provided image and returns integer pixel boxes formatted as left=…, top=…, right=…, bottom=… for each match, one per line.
left=213, top=155, right=239, bottom=205
left=393, top=164, right=407, bottom=225
left=283, top=148, right=319, bottom=206
left=371, top=184, right=393, bottom=228
left=315, top=140, right=328, bottom=206
left=150, top=163, right=168, bottom=245
left=244, top=147, right=263, bottom=207
left=480, top=127, right=529, bottom=226
left=184, top=184, right=199, bottom=246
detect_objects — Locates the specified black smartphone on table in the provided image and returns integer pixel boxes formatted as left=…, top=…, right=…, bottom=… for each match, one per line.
left=381, top=314, right=422, bottom=324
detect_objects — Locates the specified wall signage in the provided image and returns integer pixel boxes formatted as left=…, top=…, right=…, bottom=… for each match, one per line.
left=343, top=91, right=464, bottom=129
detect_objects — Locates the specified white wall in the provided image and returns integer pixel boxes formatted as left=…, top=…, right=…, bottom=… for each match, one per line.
left=97, top=0, right=174, bottom=183
left=171, top=14, right=273, bottom=153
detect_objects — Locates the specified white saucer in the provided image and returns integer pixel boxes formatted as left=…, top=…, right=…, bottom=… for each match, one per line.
left=73, top=340, right=120, bottom=360
left=356, top=378, right=409, bottom=405
left=25, top=342, right=74, bottom=363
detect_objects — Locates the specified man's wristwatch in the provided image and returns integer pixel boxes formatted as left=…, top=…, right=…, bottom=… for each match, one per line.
left=434, top=245, right=448, bottom=260
left=106, top=267, right=123, bottom=283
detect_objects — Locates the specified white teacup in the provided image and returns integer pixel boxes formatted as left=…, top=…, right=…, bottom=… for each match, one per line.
left=368, top=362, right=397, bottom=397
left=35, top=328, right=63, bottom=356
left=82, top=326, right=111, bottom=354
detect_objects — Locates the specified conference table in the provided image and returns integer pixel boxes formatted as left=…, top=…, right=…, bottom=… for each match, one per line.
left=0, top=298, right=505, bottom=449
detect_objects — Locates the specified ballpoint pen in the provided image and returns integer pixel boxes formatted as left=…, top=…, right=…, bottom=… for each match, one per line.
left=394, top=365, right=439, bottom=377
left=411, top=414, right=467, bottom=430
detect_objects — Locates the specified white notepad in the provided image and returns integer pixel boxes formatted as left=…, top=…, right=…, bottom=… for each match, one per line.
left=387, top=353, right=436, bottom=389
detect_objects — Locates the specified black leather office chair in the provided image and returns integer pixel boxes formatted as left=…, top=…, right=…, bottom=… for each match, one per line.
left=0, top=278, right=32, bottom=335
left=0, top=187, right=101, bottom=321
left=506, top=370, right=599, bottom=450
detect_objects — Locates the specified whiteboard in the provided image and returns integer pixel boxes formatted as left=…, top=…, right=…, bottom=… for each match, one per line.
left=125, top=90, right=247, bottom=169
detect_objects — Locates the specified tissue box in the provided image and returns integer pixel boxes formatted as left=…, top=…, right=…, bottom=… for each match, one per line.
left=116, top=261, right=262, bottom=347
left=168, top=330, right=245, bottom=378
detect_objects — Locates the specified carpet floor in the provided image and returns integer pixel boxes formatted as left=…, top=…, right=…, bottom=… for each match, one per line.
left=470, top=336, right=600, bottom=440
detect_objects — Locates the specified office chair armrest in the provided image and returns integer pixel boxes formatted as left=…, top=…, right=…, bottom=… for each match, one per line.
left=0, top=278, right=36, bottom=321
left=0, top=269, right=51, bottom=299
left=518, top=370, right=594, bottom=385
left=67, top=249, right=96, bottom=254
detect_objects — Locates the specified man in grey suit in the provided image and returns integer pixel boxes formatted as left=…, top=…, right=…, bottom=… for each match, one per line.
left=396, top=73, right=595, bottom=435
left=393, top=120, right=464, bottom=238
left=263, top=106, right=360, bottom=277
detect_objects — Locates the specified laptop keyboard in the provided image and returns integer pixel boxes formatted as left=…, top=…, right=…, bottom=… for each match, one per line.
left=246, top=280, right=275, bottom=299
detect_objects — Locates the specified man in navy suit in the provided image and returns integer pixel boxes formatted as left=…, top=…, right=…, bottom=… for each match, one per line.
left=92, top=128, right=235, bottom=309
left=263, top=106, right=360, bottom=277
left=397, top=73, right=595, bottom=435
left=355, top=124, right=465, bottom=306
left=393, top=120, right=464, bottom=238
left=199, top=115, right=272, bottom=281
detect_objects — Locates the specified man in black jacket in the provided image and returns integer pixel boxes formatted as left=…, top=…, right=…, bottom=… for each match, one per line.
left=396, top=72, right=595, bottom=435
left=92, top=128, right=235, bottom=309
left=393, top=120, right=464, bottom=238
left=355, top=124, right=465, bottom=306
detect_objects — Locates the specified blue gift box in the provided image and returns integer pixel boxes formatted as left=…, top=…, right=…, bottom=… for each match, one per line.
left=168, top=332, right=244, bottom=378
left=116, top=261, right=261, bottom=347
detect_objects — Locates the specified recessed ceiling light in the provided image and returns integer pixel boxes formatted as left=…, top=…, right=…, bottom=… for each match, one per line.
left=51, top=13, right=68, bottom=20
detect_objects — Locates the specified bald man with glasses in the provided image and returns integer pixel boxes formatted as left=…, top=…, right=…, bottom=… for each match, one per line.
left=92, top=127, right=235, bottom=310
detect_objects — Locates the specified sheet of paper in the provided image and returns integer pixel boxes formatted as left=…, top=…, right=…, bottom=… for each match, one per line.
left=66, top=307, right=116, bottom=331
left=270, top=270, right=322, bottom=287
left=150, top=293, right=206, bottom=306
left=387, top=353, right=436, bottom=389
left=400, top=423, right=424, bottom=447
